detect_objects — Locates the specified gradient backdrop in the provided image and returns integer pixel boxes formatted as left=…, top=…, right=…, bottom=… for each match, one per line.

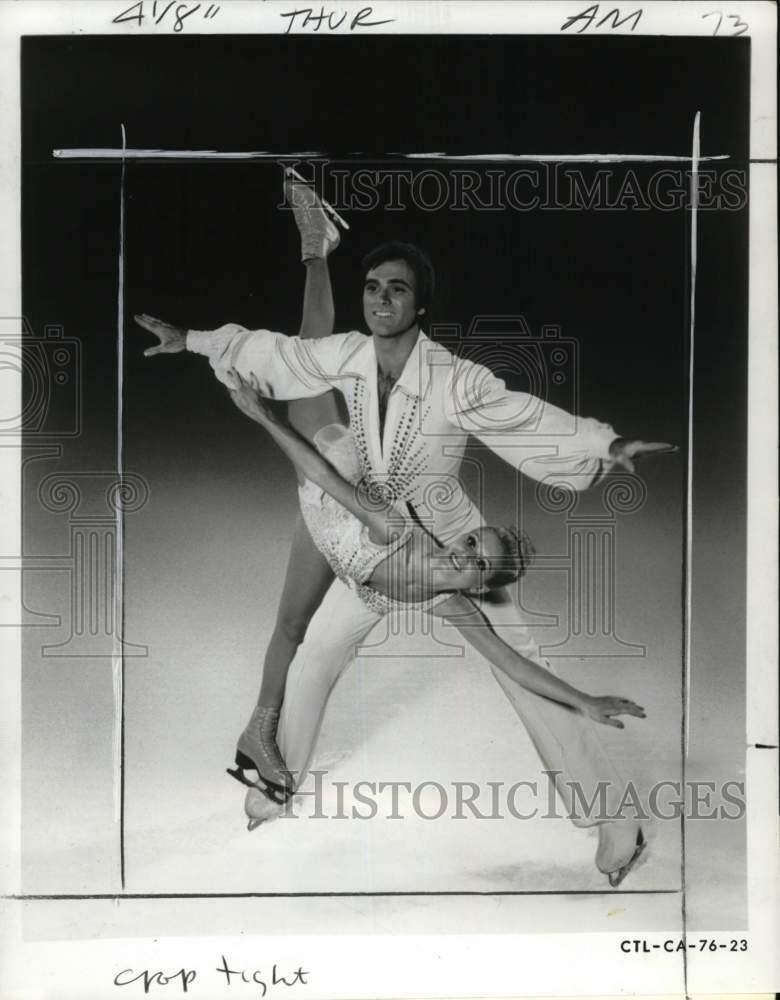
left=21, top=35, right=748, bottom=928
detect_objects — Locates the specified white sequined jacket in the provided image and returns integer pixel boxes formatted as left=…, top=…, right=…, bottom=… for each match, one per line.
left=187, top=326, right=619, bottom=544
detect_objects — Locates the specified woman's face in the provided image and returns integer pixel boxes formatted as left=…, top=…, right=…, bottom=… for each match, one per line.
left=432, top=527, right=507, bottom=593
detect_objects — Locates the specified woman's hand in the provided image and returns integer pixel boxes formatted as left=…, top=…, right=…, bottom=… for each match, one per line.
left=225, top=368, right=278, bottom=425
left=581, top=695, right=646, bottom=729
left=135, top=314, right=187, bottom=355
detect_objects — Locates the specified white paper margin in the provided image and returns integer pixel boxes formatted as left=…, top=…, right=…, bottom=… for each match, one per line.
left=0, top=2, right=776, bottom=998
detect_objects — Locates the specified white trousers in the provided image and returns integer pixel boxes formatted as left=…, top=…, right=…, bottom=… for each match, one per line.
left=277, top=577, right=629, bottom=828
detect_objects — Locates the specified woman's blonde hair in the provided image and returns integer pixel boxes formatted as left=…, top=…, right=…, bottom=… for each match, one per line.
left=485, top=526, right=535, bottom=590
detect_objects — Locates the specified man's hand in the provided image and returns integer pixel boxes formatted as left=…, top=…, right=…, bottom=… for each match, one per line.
left=609, top=438, right=678, bottom=474
left=582, top=696, right=647, bottom=729
left=135, top=314, right=187, bottom=356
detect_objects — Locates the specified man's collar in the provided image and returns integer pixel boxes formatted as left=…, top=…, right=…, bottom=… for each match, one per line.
left=393, top=329, right=434, bottom=400
left=344, top=328, right=444, bottom=400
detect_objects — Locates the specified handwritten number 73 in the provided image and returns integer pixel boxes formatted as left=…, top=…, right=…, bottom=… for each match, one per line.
left=702, top=11, right=749, bottom=35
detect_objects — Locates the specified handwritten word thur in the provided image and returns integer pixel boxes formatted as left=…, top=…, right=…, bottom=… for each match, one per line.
left=280, top=6, right=396, bottom=33
left=112, top=1, right=221, bottom=32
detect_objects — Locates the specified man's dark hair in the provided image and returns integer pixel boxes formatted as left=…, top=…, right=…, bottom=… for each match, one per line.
left=361, top=241, right=435, bottom=315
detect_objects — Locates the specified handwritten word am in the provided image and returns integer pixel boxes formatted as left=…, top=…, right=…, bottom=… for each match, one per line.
left=561, top=5, right=642, bottom=32
left=113, top=959, right=309, bottom=994
left=112, top=1, right=221, bottom=32
left=280, top=6, right=395, bottom=34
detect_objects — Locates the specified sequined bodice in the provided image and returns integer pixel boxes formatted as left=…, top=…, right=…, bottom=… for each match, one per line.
left=297, top=425, right=447, bottom=615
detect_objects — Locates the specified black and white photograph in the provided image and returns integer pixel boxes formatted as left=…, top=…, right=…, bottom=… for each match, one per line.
left=1, top=2, right=777, bottom=998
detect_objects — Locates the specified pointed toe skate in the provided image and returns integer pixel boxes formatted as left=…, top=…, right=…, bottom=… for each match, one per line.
left=604, top=830, right=647, bottom=887
left=284, top=170, right=341, bottom=260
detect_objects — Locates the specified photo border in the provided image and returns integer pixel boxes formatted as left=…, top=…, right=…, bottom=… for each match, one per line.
left=1, top=2, right=776, bottom=997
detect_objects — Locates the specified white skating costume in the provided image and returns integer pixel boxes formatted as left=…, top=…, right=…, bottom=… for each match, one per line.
left=298, top=423, right=449, bottom=616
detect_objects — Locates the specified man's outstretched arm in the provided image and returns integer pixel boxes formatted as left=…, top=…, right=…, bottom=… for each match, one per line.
left=444, top=356, right=676, bottom=490
left=134, top=313, right=356, bottom=401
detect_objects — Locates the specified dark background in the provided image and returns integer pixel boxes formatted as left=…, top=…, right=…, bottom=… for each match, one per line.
left=22, top=35, right=749, bottom=467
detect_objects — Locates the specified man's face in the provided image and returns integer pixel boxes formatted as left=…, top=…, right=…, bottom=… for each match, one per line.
left=363, top=260, right=422, bottom=339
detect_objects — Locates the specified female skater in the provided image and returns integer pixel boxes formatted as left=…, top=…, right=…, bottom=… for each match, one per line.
left=225, top=370, right=646, bottom=806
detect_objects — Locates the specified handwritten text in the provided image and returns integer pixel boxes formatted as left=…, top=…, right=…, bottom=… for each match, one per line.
left=561, top=5, right=642, bottom=33
left=280, top=6, right=396, bottom=34
left=112, top=1, right=221, bottom=32
left=114, top=959, right=309, bottom=995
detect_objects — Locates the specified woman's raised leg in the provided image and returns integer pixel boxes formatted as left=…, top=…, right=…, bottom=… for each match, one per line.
left=231, top=173, right=344, bottom=808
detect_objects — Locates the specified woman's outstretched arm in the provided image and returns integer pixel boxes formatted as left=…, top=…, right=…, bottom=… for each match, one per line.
left=228, top=370, right=399, bottom=545
left=430, top=594, right=646, bottom=729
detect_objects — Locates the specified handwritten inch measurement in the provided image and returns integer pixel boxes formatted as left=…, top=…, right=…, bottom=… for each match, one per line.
left=112, top=1, right=221, bottom=32
left=561, top=5, right=642, bottom=32
left=701, top=11, right=749, bottom=35
left=279, top=6, right=396, bottom=34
